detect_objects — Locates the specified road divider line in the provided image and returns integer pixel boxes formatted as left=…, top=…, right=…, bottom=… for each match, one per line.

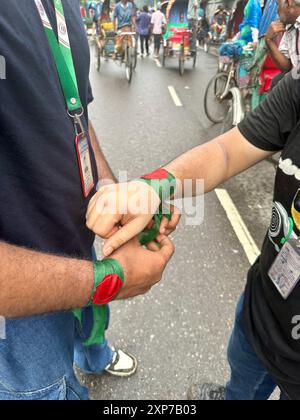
left=168, top=86, right=183, bottom=107
left=215, top=189, right=260, bottom=265
left=155, top=59, right=162, bottom=68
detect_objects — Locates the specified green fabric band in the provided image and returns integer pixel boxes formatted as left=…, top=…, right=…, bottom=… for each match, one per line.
left=138, top=169, right=176, bottom=246
left=73, top=259, right=124, bottom=347
left=139, top=170, right=176, bottom=203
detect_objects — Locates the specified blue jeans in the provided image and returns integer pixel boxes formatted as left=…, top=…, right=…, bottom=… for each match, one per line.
left=0, top=250, right=113, bottom=400
left=226, top=295, right=286, bottom=400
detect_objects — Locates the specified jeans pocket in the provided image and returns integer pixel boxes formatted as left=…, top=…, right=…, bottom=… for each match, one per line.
left=66, top=386, right=84, bottom=401
left=0, top=377, right=67, bottom=401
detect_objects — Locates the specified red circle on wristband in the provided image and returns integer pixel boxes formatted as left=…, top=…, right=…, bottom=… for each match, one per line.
left=92, top=274, right=123, bottom=305
left=142, top=168, right=168, bottom=180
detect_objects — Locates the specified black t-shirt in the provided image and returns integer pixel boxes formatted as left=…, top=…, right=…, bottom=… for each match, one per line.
left=0, top=0, right=97, bottom=259
left=238, top=71, right=300, bottom=400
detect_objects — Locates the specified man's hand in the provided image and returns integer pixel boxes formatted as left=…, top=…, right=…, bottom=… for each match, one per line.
left=111, top=236, right=175, bottom=299
left=265, top=21, right=285, bottom=42
left=86, top=181, right=181, bottom=256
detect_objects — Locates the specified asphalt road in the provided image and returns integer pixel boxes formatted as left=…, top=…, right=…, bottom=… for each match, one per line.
left=79, top=46, right=277, bottom=400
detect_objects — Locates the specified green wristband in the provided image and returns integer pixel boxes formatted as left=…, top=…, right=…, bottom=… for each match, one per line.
left=73, top=259, right=124, bottom=347
left=139, top=168, right=176, bottom=202
left=138, top=169, right=176, bottom=245
left=90, top=259, right=125, bottom=306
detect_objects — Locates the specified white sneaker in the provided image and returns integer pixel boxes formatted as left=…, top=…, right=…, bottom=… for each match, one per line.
left=105, top=347, right=138, bottom=377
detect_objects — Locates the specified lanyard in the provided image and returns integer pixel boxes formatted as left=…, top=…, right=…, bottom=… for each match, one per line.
left=35, top=0, right=83, bottom=120
left=296, top=28, right=299, bottom=58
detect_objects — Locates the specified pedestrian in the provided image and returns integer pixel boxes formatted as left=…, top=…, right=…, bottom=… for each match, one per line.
left=187, top=0, right=199, bottom=54
left=265, top=0, right=300, bottom=73
left=113, top=0, right=136, bottom=58
left=88, top=71, right=300, bottom=401
left=151, top=6, right=167, bottom=58
left=211, top=5, right=229, bottom=42
left=0, top=0, right=175, bottom=400
left=137, top=5, right=151, bottom=57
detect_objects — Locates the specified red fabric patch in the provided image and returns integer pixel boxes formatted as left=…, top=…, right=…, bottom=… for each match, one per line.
left=142, top=168, right=168, bottom=180
left=92, top=274, right=123, bottom=305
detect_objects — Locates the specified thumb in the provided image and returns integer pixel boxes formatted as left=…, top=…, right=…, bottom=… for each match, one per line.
left=156, top=235, right=175, bottom=264
left=103, top=215, right=151, bottom=256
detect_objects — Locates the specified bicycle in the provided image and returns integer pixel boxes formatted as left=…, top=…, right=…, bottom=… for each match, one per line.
left=204, top=52, right=254, bottom=131
left=204, top=55, right=237, bottom=124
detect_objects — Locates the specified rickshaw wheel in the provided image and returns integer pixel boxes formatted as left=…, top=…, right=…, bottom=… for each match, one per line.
left=221, top=99, right=234, bottom=134
left=95, top=43, right=101, bottom=72
left=193, top=50, right=197, bottom=68
left=126, top=46, right=134, bottom=83
left=179, top=46, right=185, bottom=76
left=204, top=40, right=209, bottom=53
left=133, top=45, right=138, bottom=70
left=162, top=47, right=167, bottom=67
left=204, top=72, right=236, bottom=124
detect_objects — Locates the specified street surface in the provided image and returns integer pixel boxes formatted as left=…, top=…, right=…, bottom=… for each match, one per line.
left=79, top=47, right=278, bottom=399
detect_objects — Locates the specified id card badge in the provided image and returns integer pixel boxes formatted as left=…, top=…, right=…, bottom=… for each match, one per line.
left=268, top=238, right=300, bottom=300
left=75, top=133, right=95, bottom=198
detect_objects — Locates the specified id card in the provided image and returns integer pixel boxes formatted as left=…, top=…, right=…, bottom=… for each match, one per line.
left=75, top=133, right=95, bottom=198
left=268, top=238, right=300, bottom=300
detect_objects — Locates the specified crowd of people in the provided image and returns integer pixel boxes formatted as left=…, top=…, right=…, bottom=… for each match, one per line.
left=82, top=0, right=206, bottom=59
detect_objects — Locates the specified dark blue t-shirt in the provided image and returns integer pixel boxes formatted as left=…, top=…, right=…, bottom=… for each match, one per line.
left=0, top=0, right=97, bottom=259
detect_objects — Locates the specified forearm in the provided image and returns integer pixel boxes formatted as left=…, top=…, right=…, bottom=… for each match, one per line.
left=0, top=242, right=93, bottom=318
left=164, top=127, right=273, bottom=197
left=266, top=40, right=292, bottom=72
left=89, top=121, right=117, bottom=184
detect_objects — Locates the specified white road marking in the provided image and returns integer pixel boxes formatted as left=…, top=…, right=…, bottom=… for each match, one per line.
left=155, top=59, right=162, bottom=68
left=168, top=86, right=183, bottom=107
left=215, top=188, right=260, bottom=265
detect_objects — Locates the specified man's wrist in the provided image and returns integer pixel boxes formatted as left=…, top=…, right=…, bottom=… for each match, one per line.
left=139, top=168, right=176, bottom=202
left=90, top=259, right=125, bottom=306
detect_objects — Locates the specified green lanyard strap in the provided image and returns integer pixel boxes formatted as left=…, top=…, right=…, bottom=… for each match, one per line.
left=35, top=0, right=82, bottom=113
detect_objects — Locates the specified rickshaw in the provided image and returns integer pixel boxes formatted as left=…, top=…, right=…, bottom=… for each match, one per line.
left=94, top=0, right=137, bottom=83
left=162, top=0, right=197, bottom=75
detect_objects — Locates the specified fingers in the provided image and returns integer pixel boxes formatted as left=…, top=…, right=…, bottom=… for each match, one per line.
left=87, top=211, right=120, bottom=238
left=272, top=22, right=285, bottom=33
left=105, top=225, right=121, bottom=239
left=86, top=186, right=109, bottom=219
left=103, top=215, right=152, bottom=256
left=160, top=205, right=181, bottom=235
left=146, top=240, right=161, bottom=252
left=86, top=190, right=121, bottom=238
left=156, top=235, right=175, bottom=264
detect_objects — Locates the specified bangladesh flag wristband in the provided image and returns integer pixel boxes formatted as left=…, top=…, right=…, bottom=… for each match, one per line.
left=139, top=168, right=176, bottom=203
left=90, top=259, right=125, bottom=306
left=138, top=169, right=176, bottom=246
left=73, top=259, right=124, bottom=347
